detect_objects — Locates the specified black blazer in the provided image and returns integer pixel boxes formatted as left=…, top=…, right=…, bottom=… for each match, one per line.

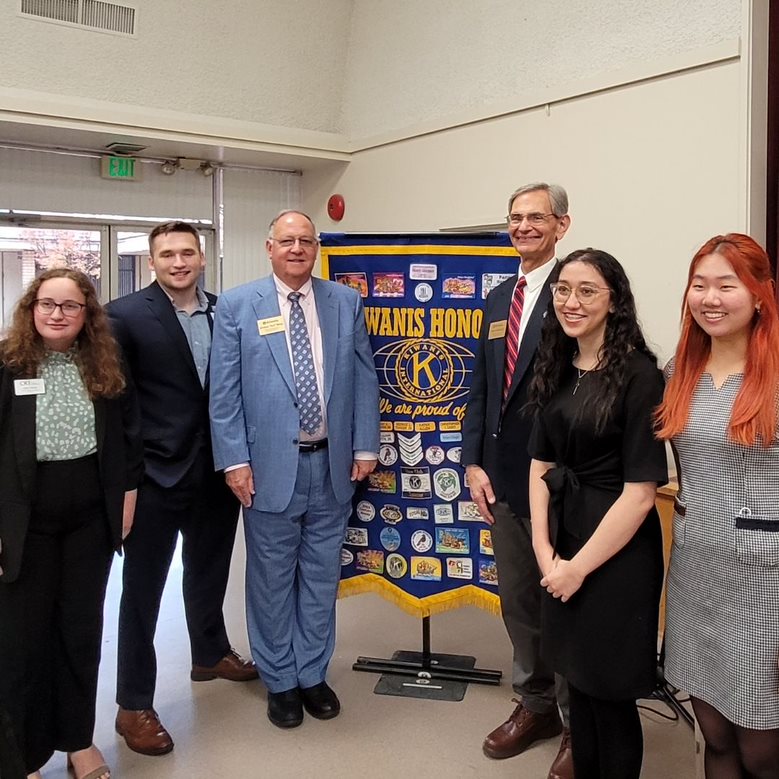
left=106, top=281, right=218, bottom=488
left=0, top=363, right=143, bottom=583
left=462, top=269, right=556, bottom=518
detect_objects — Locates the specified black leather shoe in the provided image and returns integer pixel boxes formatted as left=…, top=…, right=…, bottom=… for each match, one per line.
left=300, top=682, right=340, bottom=720
left=267, top=688, right=303, bottom=729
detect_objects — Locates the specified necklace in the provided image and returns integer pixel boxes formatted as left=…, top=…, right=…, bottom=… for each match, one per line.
left=572, top=366, right=591, bottom=395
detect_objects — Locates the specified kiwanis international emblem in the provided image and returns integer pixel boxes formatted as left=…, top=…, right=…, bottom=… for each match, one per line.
left=374, top=338, right=473, bottom=403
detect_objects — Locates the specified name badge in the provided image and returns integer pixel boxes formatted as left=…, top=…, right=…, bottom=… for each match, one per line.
left=14, top=378, right=45, bottom=396
left=488, top=320, right=507, bottom=339
left=257, top=316, right=285, bottom=336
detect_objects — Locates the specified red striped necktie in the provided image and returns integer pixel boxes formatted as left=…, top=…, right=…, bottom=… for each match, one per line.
left=503, top=275, right=527, bottom=402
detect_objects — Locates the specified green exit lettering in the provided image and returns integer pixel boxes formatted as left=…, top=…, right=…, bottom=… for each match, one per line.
left=101, top=156, right=140, bottom=181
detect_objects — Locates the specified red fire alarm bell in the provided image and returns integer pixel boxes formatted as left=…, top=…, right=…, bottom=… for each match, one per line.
left=327, top=194, right=345, bottom=221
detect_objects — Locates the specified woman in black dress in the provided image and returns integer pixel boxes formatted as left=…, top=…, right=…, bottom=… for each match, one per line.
left=526, top=249, right=667, bottom=779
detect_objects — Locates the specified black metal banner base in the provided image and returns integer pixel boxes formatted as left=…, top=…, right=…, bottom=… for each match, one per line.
left=650, top=681, right=695, bottom=728
left=354, top=650, right=501, bottom=685
left=352, top=615, right=502, bottom=700
left=371, top=651, right=475, bottom=700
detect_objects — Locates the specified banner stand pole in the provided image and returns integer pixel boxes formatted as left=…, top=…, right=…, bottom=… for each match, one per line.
left=352, top=616, right=502, bottom=700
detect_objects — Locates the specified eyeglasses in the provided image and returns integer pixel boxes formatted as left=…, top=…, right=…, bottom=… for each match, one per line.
left=550, top=283, right=611, bottom=304
left=506, top=212, right=557, bottom=226
left=272, top=237, right=318, bottom=249
left=34, top=298, right=86, bottom=317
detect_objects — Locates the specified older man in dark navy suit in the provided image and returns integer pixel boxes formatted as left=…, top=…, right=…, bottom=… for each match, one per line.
left=462, top=183, right=573, bottom=779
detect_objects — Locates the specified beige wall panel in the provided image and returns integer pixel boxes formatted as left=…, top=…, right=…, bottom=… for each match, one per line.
left=221, top=169, right=300, bottom=291
left=303, top=61, right=741, bottom=361
left=0, top=148, right=212, bottom=219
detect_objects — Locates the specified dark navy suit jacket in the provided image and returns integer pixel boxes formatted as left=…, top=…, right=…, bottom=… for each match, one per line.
left=461, top=267, right=556, bottom=519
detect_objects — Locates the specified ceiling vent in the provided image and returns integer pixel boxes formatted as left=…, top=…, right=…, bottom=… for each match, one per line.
left=105, top=141, right=147, bottom=155
left=19, top=0, right=137, bottom=37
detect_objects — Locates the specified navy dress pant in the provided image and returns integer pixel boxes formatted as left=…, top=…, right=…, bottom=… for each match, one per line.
left=116, top=449, right=239, bottom=710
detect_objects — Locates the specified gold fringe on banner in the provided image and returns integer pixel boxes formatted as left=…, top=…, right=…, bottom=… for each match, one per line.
left=338, top=574, right=502, bottom=618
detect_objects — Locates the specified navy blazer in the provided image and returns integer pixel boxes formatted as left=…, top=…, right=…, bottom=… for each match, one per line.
left=0, top=362, right=143, bottom=583
left=107, top=281, right=218, bottom=488
left=461, top=267, right=556, bottom=518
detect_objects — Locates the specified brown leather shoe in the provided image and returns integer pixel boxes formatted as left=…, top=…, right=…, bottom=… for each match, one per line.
left=548, top=728, right=574, bottom=779
left=190, top=649, right=259, bottom=682
left=115, top=708, right=173, bottom=756
left=482, top=699, right=563, bottom=759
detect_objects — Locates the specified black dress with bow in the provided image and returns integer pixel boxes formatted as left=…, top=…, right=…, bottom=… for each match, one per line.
left=529, top=350, right=667, bottom=700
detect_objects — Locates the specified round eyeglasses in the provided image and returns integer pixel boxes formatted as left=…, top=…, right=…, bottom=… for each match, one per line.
left=34, top=299, right=86, bottom=317
left=549, top=283, right=611, bottom=304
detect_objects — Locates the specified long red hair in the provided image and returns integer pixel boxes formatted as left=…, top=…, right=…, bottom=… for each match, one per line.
left=656, top=233, right=779, bottom=446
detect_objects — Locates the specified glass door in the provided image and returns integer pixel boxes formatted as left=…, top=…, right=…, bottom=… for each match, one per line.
left=0, top=225, right=103, bottom=329
left=0, top=222, right=217, bottom=328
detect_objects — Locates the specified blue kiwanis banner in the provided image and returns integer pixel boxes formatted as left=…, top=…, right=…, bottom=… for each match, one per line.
left=321, top=233, right=517, bottom=617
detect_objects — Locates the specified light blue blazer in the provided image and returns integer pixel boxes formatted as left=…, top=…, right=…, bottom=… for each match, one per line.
left=209, top=275, right=380, bottom=513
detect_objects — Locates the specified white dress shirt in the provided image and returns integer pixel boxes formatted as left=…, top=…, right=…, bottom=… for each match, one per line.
left=516, top=257, right=558, bottom=347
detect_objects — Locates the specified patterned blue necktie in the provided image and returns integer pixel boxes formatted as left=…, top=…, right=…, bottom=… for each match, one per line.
left=288, top=291, right=323, bottom=435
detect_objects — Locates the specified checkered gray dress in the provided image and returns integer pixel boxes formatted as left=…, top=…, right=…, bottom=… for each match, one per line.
left=665, top=371, right=779, bottom=729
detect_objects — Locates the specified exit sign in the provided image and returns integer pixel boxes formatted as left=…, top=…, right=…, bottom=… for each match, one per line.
left=100, top=155, right=141, bottom=181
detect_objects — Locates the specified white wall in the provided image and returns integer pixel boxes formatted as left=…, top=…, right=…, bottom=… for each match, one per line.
left=342, top=0, right=741, bottom=140
left=221, top=168, right=300, bottom=290
left=302, top=57, right=744, bottom=363
left=0, top=1, right=741, bottom=146
left=0, top=0, right=352, bottom=133
left=0, top=148, right=212, bottom=219
left=0, top=0, right=765, bottom=363
left=0, top=146, right=300, bottom=294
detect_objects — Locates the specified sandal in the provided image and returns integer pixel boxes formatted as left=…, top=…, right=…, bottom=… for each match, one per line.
left=73, top=769, right=110, bottom=779
left=67, top=749, right=111, bottom=779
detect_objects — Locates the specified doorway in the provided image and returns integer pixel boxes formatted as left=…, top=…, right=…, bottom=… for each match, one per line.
left=0, top=222, right=216, bottom=329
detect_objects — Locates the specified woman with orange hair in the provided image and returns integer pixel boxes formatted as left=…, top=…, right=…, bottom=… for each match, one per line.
left=657, top=233, right=779, bottom=778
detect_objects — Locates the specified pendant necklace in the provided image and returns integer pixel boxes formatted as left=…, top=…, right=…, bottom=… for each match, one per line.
left=572, top=366, right=591, bottom=396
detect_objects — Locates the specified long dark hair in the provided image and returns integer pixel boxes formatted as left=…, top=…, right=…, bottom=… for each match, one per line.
left=0, top=268, right=126, bottom=398
left=527, top=249, right=656, bottom=433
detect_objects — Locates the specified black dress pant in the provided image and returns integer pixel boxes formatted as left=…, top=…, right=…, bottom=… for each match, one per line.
left=116, top=450, right=239, bottom=710
left=0, top=456, right=113, bottom=774
left=568, top=682, right=644, bottom=779
left=0, top=706, right=26, bottom=779
left=490, top=501, right=569, bottom=721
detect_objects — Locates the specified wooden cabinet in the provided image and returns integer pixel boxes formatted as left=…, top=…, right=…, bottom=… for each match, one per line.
left=656, top=481, right=678, bottom=631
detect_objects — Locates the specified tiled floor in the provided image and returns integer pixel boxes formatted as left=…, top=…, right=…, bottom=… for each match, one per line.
left=41, top=525, right=697, bottom=778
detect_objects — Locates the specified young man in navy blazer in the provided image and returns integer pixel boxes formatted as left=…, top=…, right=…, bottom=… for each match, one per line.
left=108, top=222, right=257, bottom=757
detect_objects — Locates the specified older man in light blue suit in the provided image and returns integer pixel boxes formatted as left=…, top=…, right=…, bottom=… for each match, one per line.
left=209, top=210, right=379, bottom=729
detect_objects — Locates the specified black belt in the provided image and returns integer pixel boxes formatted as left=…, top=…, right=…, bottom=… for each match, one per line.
left=299, top=439, right=328, bottom=453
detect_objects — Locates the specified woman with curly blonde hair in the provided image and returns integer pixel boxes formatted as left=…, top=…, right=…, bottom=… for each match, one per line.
left=0, top=268, right=143, bottom=779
